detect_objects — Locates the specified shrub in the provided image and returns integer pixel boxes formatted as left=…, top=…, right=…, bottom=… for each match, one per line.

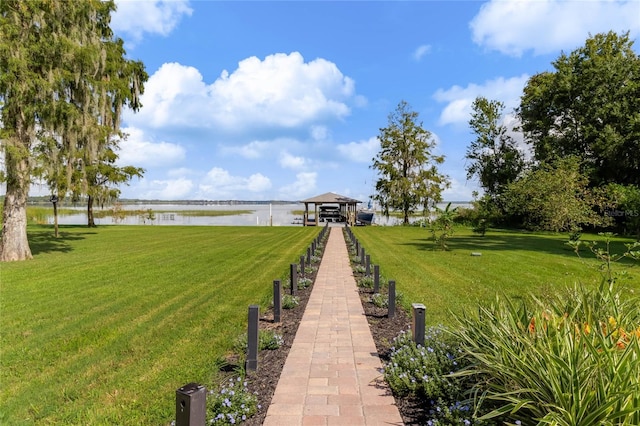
left=259, top=330, right=284, bottom=350
left=207, top=376, right=259, bottom=424
left=234, top=330, right=284, bottom=352
left=370, top=293, right=387, bottom=308
left=358, top=276, right=374, bottom=288
left=353, top=264, right=366, bottom=274
left=452, top=282, right=640, bottom=425
left=297, top=277, right=312, bottom=289
left=383, top=328, right=482, bottom=424
left=281, top=294, right=299, bottom=309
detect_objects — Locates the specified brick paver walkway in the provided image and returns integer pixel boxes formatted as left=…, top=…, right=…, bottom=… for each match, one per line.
left=263, top=227, right=403, bottom=426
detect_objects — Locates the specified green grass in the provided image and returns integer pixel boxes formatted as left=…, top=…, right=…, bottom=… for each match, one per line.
left=351, top=226, right=640, bottom=326
left=0, top=225, right=318, bottom=425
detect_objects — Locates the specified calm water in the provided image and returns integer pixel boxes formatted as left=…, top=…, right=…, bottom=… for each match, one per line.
left=48, top=202, right=471, bottom=226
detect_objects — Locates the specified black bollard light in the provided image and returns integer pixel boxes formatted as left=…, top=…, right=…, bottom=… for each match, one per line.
left=176, top=383, right=206, bottom=426
left=273, top=280, right=281, bottom=323
left=246, top=305, right=259, bottom=371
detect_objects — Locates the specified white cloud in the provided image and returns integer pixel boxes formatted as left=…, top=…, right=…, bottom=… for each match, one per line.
left=112, top=0, right=192, bottom=44
left=413, top=44, right=432, bottom=61
left=279, top=152, right=307, bottom=170
left=220, top=141, right=272, bottom=159
left=279, top=172, right=317, bottom=199
left=470, top=0, right=640, bottom=56
left=117, top=127, right=186, bottom=167
left=310, top=125, right=329, bottom=141
left=336, top=137, right=380, bottom=163
left=197, top=168, right=272, bottom=199
left=442, top=177, right=476, bottom=202
left=167, top=168, right=197, bottom=178
left=125, top=52, right=356, bottom=133
left=139, top=178, right=194, bottom=200
left=433, top=74, right=529, bottom=126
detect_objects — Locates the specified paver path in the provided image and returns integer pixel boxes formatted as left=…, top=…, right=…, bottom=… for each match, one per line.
left=263, top=227, right=403, bottom=426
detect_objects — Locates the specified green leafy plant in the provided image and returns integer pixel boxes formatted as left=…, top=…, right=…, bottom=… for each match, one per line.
left=234, top=330, right=284, bottom=353
left=430, top=202, right=458, bottom=250
left=370, top=293, right=387, bottom=308
left=259, top=330, right=284, bottom=350
left=207, top=376, right=259, bottom=424
left=452, top=283, right=640, bottom=424
left=358, top=276, right=374, bottom=288
left=384, top=329, right=481, bottom=424
left=297, top=277, right=312, bottom=289
left=281, top=294, right=299, bottom=309
left=567, top=232, right=640, bottom=284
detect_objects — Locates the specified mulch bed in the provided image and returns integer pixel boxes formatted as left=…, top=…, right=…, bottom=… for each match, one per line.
left=241, top=229, right=420, bottom=425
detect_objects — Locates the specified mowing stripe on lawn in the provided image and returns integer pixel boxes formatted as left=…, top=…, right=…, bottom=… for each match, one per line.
left=1, top=225, right=318, bottom=425
left=352, top=226, right=640, bottom=326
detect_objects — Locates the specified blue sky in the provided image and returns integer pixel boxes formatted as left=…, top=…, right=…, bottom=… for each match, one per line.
left=50, top=1, right=640, bottom=201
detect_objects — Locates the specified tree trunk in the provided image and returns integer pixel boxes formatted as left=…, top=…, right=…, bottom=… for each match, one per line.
left=53, top=201, right=59, bottom=238
left=1, top=151, right=33, bottom=262
left=87, top=195, right=96, bottom=227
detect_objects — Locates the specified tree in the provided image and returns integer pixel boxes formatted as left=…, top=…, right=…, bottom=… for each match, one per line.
left=79, top=147, right=144, bottom=227
left=466, top=97, right=525, bottom=201
left=371, top=100, right=449, bottom=224
left=504, top=157, right=609, bottom=232
left=0, top=0, right=146, bottom=261
left=518, top=31, right=640, bottom=187
left=430, top=202, right=458, bottom=250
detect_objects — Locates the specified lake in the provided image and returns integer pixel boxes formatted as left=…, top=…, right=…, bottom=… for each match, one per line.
left=46, top=202, right=471, bottom=226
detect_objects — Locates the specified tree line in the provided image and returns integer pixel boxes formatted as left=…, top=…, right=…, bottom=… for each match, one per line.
left=372, top=31, right=639, bottom=239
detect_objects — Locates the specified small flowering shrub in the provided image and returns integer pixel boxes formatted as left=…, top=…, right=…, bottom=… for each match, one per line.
left=281, top=294, right=299, bottom=309
left=384, top=328, right=467, bottom=400
left=259, top=330, right=284, bottom=350
left=310, top=255, right=321, bottom=263
left=383, top=328, right=487, bottom=425
left=297, top=277, right=312, bottom=289
left=370, top=293, right=387, bottom=307
left=207, top=377, right=259, bottom=424
left=304, top=265, right=316, bottom=275
left=358, top=276, right=374, bottom=288
left=234, top=330, right=284, bottom=352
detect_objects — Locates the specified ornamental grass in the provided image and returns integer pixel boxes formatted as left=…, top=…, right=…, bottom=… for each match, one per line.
left=452, top=282, right=640, bottom=425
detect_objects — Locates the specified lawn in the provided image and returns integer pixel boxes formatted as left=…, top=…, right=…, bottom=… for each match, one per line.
left=351, top=226, right=640, bottom=326
left=0, top=225, right=318, bottom=425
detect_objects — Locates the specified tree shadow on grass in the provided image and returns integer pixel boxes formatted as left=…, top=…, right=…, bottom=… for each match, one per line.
left=29, top=226, right=96, bottom=255
left=401, top=229, right=639, bottom=266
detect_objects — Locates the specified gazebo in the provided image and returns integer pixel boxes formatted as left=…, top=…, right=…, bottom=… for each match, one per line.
left=301, top=192, right=361, bottom=226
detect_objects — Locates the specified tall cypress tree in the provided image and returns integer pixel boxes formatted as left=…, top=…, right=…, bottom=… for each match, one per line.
left=0, top=0, right=146, bottom=260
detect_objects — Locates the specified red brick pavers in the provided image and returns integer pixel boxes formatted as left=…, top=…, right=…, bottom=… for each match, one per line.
left=264, top=227, right=403, bottom=426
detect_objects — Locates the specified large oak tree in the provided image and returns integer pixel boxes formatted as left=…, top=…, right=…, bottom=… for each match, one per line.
left=371, top=100, right=449, bottom=225
left=518, top=31, right=640, bottom=187
left=1, top=0, right=146, bottom=261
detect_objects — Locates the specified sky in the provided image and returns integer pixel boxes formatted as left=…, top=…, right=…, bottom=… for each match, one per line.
left=37, top=1, right=640, bottom=201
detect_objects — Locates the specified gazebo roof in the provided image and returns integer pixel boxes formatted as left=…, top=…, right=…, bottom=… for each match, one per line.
left=302, top=192, right=361, bottom=204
